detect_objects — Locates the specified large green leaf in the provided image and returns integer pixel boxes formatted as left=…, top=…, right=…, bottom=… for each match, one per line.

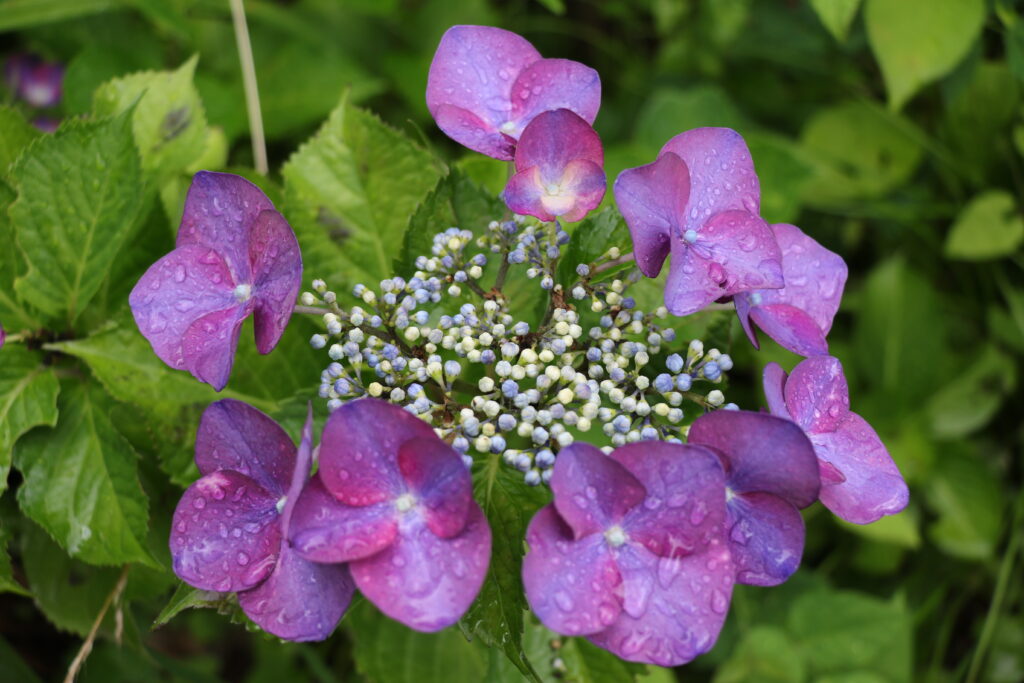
left=0, top=107, right=40, bottom=179
left=714, top=626, right=804, bottom=683
left=926, top=345, right=1017, bottom=438
left=0, top=114, right=42, bottom=333
left=11, top=112, right=145, bottom=322
left=944, top=191, right=1024, bottom=261
left=865, top=0, right=985, bottom=110
left=14, top=381, right=155, bottom=567
left=0, top=522, right=30, bottom=597
left=926, top=451, right=1002, bottom=560
left=633, top=86, right=746, bottom=151
left=0, top=346, right=60, bottom=495
left=809, top=0, right=862, bottom=42
left=282, top=98, right=444, bottom=290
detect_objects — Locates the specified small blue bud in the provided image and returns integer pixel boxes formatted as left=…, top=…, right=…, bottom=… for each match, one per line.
left=609, top=367, right=626, bottom=382
left=653, top=373, right=674, bottom=393
left=490, top=436, right=507, bottom=453
left=675, top=373, right=692, bottom=391
left=513, top=321, right=530, bottom=336
left=703, top=361, right=721, bottom=381
left=612, top=414, right=631, bottom=433
left=524, top=470, right=541, bottom=486
left=413, top=311, right=429, bottom=325
left=622, top=297, right=635, bottom=309
left=453, top=436, right=469, bottom=452
left=333, top=378, right=351, bottom=394
left=641, top=426, right=659, bottom=440
left=576, top=263, right=590, bottom=276
left=444, top=360, right=462, bottom=378
left=497, top=414, right=517, bottom=431
left=723, top=402, right=739, bottom=411
left=535, top=449, right=555, bottom=468
left=454, top=270, right=468, bottom=282
left=586, top=347, right=602, bottom=362
left=502, top=380, right=519, bottom=398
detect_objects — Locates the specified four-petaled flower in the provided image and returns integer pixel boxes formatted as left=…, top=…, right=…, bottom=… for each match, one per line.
left=426, top=25, right=600, bottom=160
left=130, top=171, right=302, bottom=390
left=502, top=108, right=606, bottom=222
left=764, top=356, right=909, bottom=524
left=734, top=223, right=848, bottom=357
left=289, top=398, right=492, bottom=632
left=522, top=442, right=734, bottom=667
left=170, top=400, right=354, bottom=641
left=614, top=128, right=783, bottom=316
left=688, top=410, right=819, bottom=586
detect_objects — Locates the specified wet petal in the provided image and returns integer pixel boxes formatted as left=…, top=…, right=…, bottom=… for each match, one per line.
left=503, top=167, right=550, bottom=220
left=279, top=403, right=314, bottom=531
left=811, top=413, right=909, bottom=524
left=522, top=506, right=622, bottom=636
left=505, top=160, right=605, bottom=223
left=289, top=476, right=398, bottom=563
left=351, top=503, right=491, bottom=632
left=181, top=305, right=249, bottom=391
left=249, top=209, right=302, bottom=355
left=195, top=399, right=296, bottom=495
left=784, top=356, right=850, bottom=433
left=726, top=492, right=804, bottom=587
left=318, top=398, right=436, bottom=506
left=431, top=104, right=516, bottom=160
left=749, top=304, right=829, bottom=357
left=587, top=540, right=734, bottom=667
left=509, top=58, right=601, bottom=132
left=238, top=544, right=354, bottom=642
left=551, top=442, right=646, bottom=539
left=613, top=442, right=727, bottom=559
left=170, top=470, right=280, bottom=593
left=513, top=108, right=603, bottom=176
left=613, top=152, right=690, bottom=278
left=733, top=293, right=760, bottom=350
left=688, top=410, right=819, bottom=509
left=398, top=437, right=471, bottom=539
left=762, top=363, right=790, bottom=419
left=660, top=128, right=760, bottom=237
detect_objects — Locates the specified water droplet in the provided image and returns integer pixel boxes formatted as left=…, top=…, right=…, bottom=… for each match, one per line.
left=554, top=591, right=574, bottom=611
left=174, top=265, right=186, bottom=283
left=710, top=589, right=728, bottom=614
left=192, top=496, right=206, bottom=510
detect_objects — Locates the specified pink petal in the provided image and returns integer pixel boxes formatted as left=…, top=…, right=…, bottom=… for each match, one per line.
left=181, top=305, right=249, bottom=391
left=688, top=411, right=819, bottom=509
left=660, top=128, right=760, bottom=237
left=734, top=293, right=760, bottom=350
left=613, top=442, right=728, bottom=559
left=553, top=159, right=606, bottom=222
left=249, top=209, right=302, bottom=355
left=784, top=356, right=850, bottom=433
left=128, top=244, right=238, bottom=380
left=587, top=540, right=734, bottom=667
left=398, top=437, right=471, bottom=539
left=811, top=413, right=909, bottom=524
left=288, top=475, right=398, bottom=563
left=726, top=491, right=804, bottom=587
left=503, top=167, right=551, bottom=221
left=551, top=443, right=646, bottom=539
left=431, top=104, right=516, bottom=160
left=195, top=399, right=297, bottom=496
left=350, top=502, right=491, bottom=632
left=513, top=108, right=603, bottom=176
left=749, top=304, right=829, bottom=357
left=613, top=152, right=690, bottom=278
left=664, top=210, right=783, bottom=316
left=238, top=544, right=354, bottom=642
left=318, top=398, right=436, bottom=506
left=170, top=470, right=280, bottom=593
left=509, top=58, right=601, bottom=134
left=522, top=505, right=623, bottom=636
left=504, top=160, right=605, bottom=222
left=177, top=171, right=276, bottom=283
left=762, top=363, right=790, bottom=418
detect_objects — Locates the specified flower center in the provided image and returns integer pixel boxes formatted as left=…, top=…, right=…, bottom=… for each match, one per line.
left=233, top=283, right=253, bottom=303
left=500, top=121, right=517, bottom=134
left=749, top=292, right=762, bottom=306
left=605, top=525, right=627, bottom=548
left=545, top=183, right=562, bottom=196
left=725, top=487, right=736, bottom=503
left=275, top=495, right=287, bottom=514
left=684, top=229, right=699, bottom=244
left=395, top=493, right=416, bottom=513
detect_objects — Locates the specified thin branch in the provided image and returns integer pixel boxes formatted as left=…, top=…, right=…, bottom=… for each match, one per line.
left=591, top=251, right=635, bottom=276
left=229, top=0, right=268, bottom=175
left=63, top=565, right=130, bottom=683
left=294, top=305, right=331, bottom=316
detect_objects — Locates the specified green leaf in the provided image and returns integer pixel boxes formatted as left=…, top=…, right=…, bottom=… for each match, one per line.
left=461, top=458, right=548, bottom=680
left=0, top=522, right=30, bottom=597
left=282, top=98, right=444, bottom=290
left=560, top=638, right=644, bottom=683
left=14, top=381, right=155, bottom=567
left=926, top=451, right=1002, bottom=560
left=634, top=86, right=746, bottom=151
left=809, top=0, right=862, bottom=42
left=0, top=107, right=40, bottom=179
left=836, top=505, right=921, bottom=549
left=0, top=0, right=119, bottom=32
left=0, top=635, right=42, bottom=683
left=865, top=0, right=985, bottom=110
left=927, top=345, right=1017, bottom=438
left=944, top=191, right=1024, bottom=261
left=153, top=582, right=227, bottom=628
left=0, top=346, right=60, bottom=495
left=556, top=208, right=631, bottom=287
left=396, top=169, right=504, bottom=276
left=93, top=56, right=208, bottom=181
left=714, top=626, right=804, bottom=683
left=11, top=112, right=145, bottom=322
left=745, top=132, right=813, bottom=224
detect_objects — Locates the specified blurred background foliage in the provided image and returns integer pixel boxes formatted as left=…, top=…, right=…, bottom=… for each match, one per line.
left=0, top=0, right=1021, bottom=681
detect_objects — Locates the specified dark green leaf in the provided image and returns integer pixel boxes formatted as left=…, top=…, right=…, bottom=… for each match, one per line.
left=0, top=522, right=30, bottom=597
left=714, top=626, right=804, bottom=683
left=926, top=451, right=1002, bottom=560
left=153, top=582, right=228, bottom=628
left=0, top=346, right=60, bottom=494
left=634, top=87, right=746, bottom=151
left=556, top=208, right=631, bottom=287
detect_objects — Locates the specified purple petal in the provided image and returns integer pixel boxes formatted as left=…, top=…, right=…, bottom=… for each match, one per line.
left=504, top=159, right=606, bottom=222
left=734, top=293, right=760, bottom=350
left=664, top=210, right=782, bottom=316
left=660, top=128, right=760, bottom=237
left=522, top=505, right=623, bottom=636
left=749, top=304, right=829, bottom=357
left=762, top=363, right=790, bottom=418
left=513, top=108, right=603, bottom=176
left=726, top=492, right=804, bottom=587
left=181, top=305, right=249, bottom=391
left=612, top=442, right=727, bottom=559
left=288, top=475, right=398, bottom=563
left=688, top=411, right=819, bottom=509
left=811, top=413, right=909, bottom=524
left=613, top=152, right=690, bottom=278
left=350, top=502, right=491, bottom=632
left=170, top=470, right=280, bottom=593
left=129, top=245, right=238, bottom=378
left=238, top=544, right=354, bottom=642
left=195, top=399, right=296, bottom=496
left=784, top=356, right=850, bottom=434
left=249, top=209, right=302, bottom=355
left=551, top=442, right=646, bottom=539
left=279, top=403, right=314, bottom=530
left=318, top=398, right=436, bottom=506
left=397, top=437, right=471, bottom=539
left=503, top=167, right=548, bottom=220
left=177, top=172, right=276, bottom=282
left=509, top=58, right=601, bottom=133
left=426, top=25, right=541, bottom=160
left=587, top=540, right=734, bottom=667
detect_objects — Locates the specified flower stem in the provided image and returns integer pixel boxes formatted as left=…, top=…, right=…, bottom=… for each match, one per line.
left=62, top=565, right=129, bottom=683
left=591, top=251, right=635, bottom=276
left=229, top=0, right=268, bottom=175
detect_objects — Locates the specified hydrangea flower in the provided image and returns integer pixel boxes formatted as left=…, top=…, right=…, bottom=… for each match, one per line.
left=734, top=223, right=847, bottom=357
left=502, top=108, right=605, bottom=222
left=614, top=128, right=782, bottom=316
left=170, top=400, right=354, bottom=641
left=688, top=410, right=819, bottom=586
left=288, top=398, right=491, bottom=632
left=522, top=441, right=734, bottom=666
left=129, top=171, right=302, bottom=390
left=4, top=53, right=63, bottom=109
left=426, top=25, right=600, bottom=160
left=764, top=357, right=909, bottom=524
